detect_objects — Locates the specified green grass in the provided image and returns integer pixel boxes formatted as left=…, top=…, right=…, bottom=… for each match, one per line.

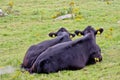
left=0, top=0, right=120, bottom=80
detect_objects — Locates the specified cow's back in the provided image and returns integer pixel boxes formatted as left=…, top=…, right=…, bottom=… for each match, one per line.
left=22, top=34, right=71, bottom=69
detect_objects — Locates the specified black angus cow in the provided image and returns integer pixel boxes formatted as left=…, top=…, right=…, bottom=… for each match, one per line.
left=29, top=26, right=104, bottom=74
left=21, top=28, right=75, bottom=69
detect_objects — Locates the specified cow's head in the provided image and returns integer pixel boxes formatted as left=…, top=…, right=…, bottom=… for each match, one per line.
left=87, top=51, right=102, bottom=65
left=74, top=26, right=104, bottom=36
left=48, top=27, right=75, bottom=38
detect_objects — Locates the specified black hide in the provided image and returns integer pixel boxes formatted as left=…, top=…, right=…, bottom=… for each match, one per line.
left=29, top=26, right=103, bottom=74
left=21, top=28, right=75, bottom=69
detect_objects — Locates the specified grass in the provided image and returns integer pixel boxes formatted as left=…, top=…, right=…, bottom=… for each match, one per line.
left=0, top=0, right=120, bottom=80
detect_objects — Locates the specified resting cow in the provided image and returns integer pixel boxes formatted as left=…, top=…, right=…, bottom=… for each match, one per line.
left=29, top=26, right=104, bottom=74
left=21, top=28, right=75, bottom=69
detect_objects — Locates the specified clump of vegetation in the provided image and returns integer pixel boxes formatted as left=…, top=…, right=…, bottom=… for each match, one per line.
left=32, top=9, right=47, bottom=21
left=5, top=0, right=14, bottom=14
left=52, top=1, right=83, bottom=20
left=104, top=27, right=113, bottom=39
left=101, top=0, right=113, bottom=5
left=32, top=9, right=40, bottom=15
left=4, top=1, right=20, bottom=15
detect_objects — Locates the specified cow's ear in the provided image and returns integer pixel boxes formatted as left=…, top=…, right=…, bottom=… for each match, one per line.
left=74, top=30, right=84, bottom=36
left=48, top=32, right=57, bottom=37
left=96, top=28, right=104, bottom=35
left=69, top=33, right=75, bottom=38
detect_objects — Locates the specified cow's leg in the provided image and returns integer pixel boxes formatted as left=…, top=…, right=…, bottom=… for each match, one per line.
left=41, top=60, right=58, bottom=73
left=68, top=63, right=85, bottom=70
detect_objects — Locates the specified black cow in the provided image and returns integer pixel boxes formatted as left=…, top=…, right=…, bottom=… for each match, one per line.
left=21, top=28, right=75, bottom=69
left=75, top=26, right=104, bottom=65
left=29, top=26, right=104, bottom=74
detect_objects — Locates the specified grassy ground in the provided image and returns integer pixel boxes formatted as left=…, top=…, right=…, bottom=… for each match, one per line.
left=0, top=0, right=120, bottom=80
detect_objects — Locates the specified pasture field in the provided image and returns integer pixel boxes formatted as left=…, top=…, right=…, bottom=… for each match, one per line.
left=0, top=0, right=120, bottom=80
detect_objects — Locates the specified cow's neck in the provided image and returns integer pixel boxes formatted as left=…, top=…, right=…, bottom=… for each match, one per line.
left=72, top=33, right=97, bottom=64
left=73, top=33, right=96, bottom=45
left=89, top=36, right=96, bottom=43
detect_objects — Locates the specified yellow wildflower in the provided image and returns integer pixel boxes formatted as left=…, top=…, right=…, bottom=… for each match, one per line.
left=109, top=28, right=113, bottom=31
left=72, top=8, right=79, bottom=13
left=75, top=17, right=81, bottom=21
left=52, top=15, right=56, bottom=19
left=106, top=1, right=110, bottom=5
left=75, top=14, right=83, bottom=20
left=35, top=33, right=40, bottom=37
left=69, top=1, right=75, bottom=6
left=8, top=1, right=14, bottom=8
